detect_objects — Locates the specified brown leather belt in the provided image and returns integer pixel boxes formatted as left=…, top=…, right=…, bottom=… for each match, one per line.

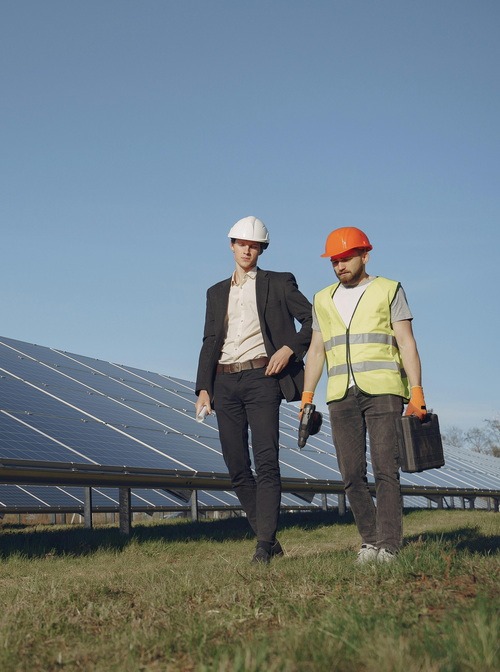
left=216, top=357, right=269, bottom=374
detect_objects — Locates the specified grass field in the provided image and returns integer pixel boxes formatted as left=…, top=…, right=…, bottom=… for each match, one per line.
left=0, top=509, right=498, bottom=671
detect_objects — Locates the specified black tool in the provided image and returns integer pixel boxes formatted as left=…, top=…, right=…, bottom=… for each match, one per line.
left=298, top=403, right=323, bottom=448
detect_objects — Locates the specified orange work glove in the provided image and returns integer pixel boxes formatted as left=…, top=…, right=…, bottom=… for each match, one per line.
left=405, top=386, right=427, bottom=421
left=299, top=391, right=314, bottom=420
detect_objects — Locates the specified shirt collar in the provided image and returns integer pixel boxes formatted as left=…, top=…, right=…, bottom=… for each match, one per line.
left=231, top=267, right=258, bottom=286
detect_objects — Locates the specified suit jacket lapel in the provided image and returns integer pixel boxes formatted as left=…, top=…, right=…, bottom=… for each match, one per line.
left=214, top=278, right=231, bottom=334
left=256, top=269, right=269, bottom=325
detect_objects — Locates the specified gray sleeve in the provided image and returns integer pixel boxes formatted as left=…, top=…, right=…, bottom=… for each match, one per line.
left=391, top=286, right=413, bottom=323
left=312, top=304, right=322, bottom=331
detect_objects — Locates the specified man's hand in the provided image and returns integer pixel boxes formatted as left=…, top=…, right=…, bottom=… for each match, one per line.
left=265, top=345, right=293, bottom=376
left=195, top=390, right=212, bottom=418
left=405, top=385, right=427, bottom=421
left=299, top=390, right=314, bottom=421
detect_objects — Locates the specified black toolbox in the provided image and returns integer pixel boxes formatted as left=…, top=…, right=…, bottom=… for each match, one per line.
left=400, top=413, right=445, bottom=473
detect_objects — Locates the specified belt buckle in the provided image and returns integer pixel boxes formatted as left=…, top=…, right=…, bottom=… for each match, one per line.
left=232, top=362, right=242, bottom=373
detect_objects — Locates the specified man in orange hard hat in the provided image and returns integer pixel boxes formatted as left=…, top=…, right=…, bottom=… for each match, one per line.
left=303, top=226, right=426, bottom=563
left=195, top=216, right=312, bottom=564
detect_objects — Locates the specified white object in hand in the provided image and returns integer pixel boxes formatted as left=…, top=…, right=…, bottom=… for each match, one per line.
left=196, top=406, right=208, bottom=423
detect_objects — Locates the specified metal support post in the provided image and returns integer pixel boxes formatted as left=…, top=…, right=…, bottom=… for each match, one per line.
left=338, top=493, right=346, bottom=517
left=84, top=487, right=93, bottom=529
left=119, top=487, right=132, bottom=536
left=190, top=490, right=199, bottom=522
left=321, top=493, right=328, bottom=511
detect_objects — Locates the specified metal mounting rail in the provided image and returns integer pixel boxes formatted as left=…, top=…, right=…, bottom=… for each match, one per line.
left=1, top=459, right=499, bottom=502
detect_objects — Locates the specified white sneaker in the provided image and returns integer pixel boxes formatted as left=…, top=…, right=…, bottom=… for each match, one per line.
left=377, top=548, right=396, bottom=563
left=356, top=544, right=378, bottom=564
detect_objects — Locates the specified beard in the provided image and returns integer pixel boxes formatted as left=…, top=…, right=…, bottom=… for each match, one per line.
left=335, top=266, right=365, bottom=287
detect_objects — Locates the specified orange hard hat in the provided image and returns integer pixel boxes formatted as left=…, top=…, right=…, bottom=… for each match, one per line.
left=321, top=227, right=373, bottom=259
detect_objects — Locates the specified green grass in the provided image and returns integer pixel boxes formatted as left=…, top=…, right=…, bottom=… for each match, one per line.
left=0, top=509, right=499, bottom=671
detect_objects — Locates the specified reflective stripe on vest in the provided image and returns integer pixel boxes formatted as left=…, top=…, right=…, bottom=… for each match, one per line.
left=314, top=277, right=410, bottom=402
left=330, top=360, right=405, bottom=376
left=324, top=332, right=398, bottom=351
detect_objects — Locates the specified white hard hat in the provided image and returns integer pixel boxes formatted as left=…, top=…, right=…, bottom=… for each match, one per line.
left=227, top=216, right=270, bottom=248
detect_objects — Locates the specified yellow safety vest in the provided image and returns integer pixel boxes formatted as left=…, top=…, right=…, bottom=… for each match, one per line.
left=314, top=277, right=410, bottom=402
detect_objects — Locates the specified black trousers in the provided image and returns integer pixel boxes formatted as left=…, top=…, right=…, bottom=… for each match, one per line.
left=214, top=367, right=282, bottom=543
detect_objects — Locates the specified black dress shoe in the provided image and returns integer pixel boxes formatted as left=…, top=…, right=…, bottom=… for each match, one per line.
left=270, top=540, right=284, bottom=557
left=251, top=541, right=271, bottom=564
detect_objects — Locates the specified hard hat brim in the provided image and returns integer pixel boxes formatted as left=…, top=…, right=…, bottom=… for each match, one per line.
left=322, top=246, right=372, bottom=260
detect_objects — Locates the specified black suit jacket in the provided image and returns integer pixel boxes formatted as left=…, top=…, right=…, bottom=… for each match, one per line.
left=195, top=269, right=312, bottom=403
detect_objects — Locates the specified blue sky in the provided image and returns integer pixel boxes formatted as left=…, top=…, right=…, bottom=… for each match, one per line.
left=1, top=1, right=498, bottom=431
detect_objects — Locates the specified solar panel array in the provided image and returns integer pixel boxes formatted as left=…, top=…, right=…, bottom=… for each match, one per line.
left=0, top=483, right=327, bottom=515
left=0, top=336, right=499, bottom=514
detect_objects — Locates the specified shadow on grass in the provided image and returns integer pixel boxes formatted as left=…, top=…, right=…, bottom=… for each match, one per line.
left=0, top=509, right=354, bottom=559
left=404, top=527, right=500, bottom=555
left=2, top=510, right=497, bottom=560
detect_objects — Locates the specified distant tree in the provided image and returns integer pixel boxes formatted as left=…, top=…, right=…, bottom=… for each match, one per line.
left=484, top=417, right=500, bottom=457
left=465, top=427, right=491, bottom=454
left=443, top=415, right=500, bottom=457
left=441, top=426, right=465, bottom=449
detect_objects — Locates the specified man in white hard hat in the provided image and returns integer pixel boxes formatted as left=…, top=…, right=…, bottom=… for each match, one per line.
left=195, top=216, right=312, bottom=564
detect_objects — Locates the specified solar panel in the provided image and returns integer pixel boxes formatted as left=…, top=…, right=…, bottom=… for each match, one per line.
left=0, top=336, right=499, bottom=515
left=0, top=484, right=193, bottom=513
left=0, top=337, right=226, bottom=475
left=0, top=483, right=330, bottom=516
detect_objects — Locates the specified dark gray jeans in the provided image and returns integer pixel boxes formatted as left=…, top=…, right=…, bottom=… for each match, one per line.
left=329, top=387, right=404, bottom=553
